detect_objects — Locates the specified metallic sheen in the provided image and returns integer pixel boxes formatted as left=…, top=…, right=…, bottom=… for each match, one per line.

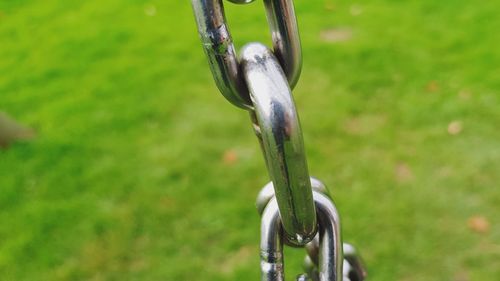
left=191, top=0, right=251, bottom=108
left=241, top=43, right=316, bottom=245
left=191, top=0, right=302, bottom=108
left=305, top=241, right=367, bottom=281
left=263, top=0, right=302, bottom=88
left=313, top=192, right=343, bottom=281
left=226, top=0, right=255, bottom=3
left=256, top=177, right=329, bottom=217
left=260, top=192, right=343, bottom=281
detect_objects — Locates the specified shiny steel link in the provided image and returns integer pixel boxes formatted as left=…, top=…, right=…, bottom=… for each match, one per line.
left=260, top=197, right=285, bottom=281
left=191, top=0, right=302, bottom=108
left=241, top=43, right=316, bottom=245
left=256, top=177, right=329, bottom=217
left=263, top=0, right=302, bottom=88
left=226, top=0, right=255, bottom=3
left=301, top=194, right=367, bottom=281
left=311, top=192, right=343, bottom=281
left=258, top=178, right=366, bottom=280
left=305, top=241, right=367, bottom=281
left=191, top=0, right=251, bottom=108
left=260, top=192, right=343, bottom=281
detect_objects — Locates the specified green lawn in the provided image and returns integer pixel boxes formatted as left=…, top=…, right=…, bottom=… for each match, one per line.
left=1, top=0, right=499, bottom=280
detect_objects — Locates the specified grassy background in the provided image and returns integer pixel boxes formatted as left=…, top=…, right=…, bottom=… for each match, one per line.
left=1, top=0, right=499, bottom=280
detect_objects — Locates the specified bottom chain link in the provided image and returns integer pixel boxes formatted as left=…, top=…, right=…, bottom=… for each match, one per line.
left=258, top=179, right=367, bottom=281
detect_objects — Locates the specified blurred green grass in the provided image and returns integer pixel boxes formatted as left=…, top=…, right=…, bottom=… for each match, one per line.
left=0, top=0, right=499, bottom=280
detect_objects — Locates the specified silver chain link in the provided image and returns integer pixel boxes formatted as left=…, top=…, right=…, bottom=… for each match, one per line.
left=191, top=0, right=302, bottom=109
left=191, top=1, right=366, bottom=280
left=240, top=43, right=316, bottom=245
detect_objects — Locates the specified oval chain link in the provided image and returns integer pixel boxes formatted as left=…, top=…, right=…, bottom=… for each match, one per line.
left=258, top=179, right=367, bottom=281
left=241, top=43, right=316, bottom=245
left=191, top=0, right=302, bottom=109
left=260, top=192, right=343, bottom=281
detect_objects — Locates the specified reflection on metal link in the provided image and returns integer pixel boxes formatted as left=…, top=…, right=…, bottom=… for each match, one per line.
left=241, top=43, right=316, bottom=245
left=310, top=192, right=343, bottom=281
left=305, top=240, right=367, bottom=281
left=226, top=0, right=255, bottom=4
left=259, top=178, right=367, bottom=281
left=191, top=0, right=250, bottom=108
left=256, top=177, right=329, bottom=217
left=191, top=0, right=302, bottom=108
left=192, top=1, right=367, bottom=279
left=262, top=0, right=302, bottom=88
left=302, top=192, right=367, bottom=281
left=260, top=192, right=343, bottom=281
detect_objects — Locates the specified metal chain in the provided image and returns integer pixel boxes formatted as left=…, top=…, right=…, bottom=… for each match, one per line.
left=191, top=1, right=366, bottom=280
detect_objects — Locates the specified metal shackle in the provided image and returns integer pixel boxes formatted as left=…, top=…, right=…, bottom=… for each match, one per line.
left=191, top=0, right=302, bottom=109
left=260, top=192, right=343, bottom=281
left=241, top=42, right=316, bottom=245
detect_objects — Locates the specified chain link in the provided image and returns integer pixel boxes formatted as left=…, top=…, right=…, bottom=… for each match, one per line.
left=259, top=180, right=367, bottom=281
left=240, top=43, right=316, bottom=245
left=191, top=0, right=302, bottom=109
left=260, top=191, right=342, bottom=281
left=226, top=0, right=256, bottom=4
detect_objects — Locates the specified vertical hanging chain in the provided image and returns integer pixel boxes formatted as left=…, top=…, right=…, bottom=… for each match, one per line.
left=191, top=1, right=367, bottom=280
left=192, top=0, right=315, bottom=245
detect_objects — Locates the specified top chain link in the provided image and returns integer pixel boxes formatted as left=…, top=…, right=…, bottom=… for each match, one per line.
left=191, top=0, right=302, bottom=109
